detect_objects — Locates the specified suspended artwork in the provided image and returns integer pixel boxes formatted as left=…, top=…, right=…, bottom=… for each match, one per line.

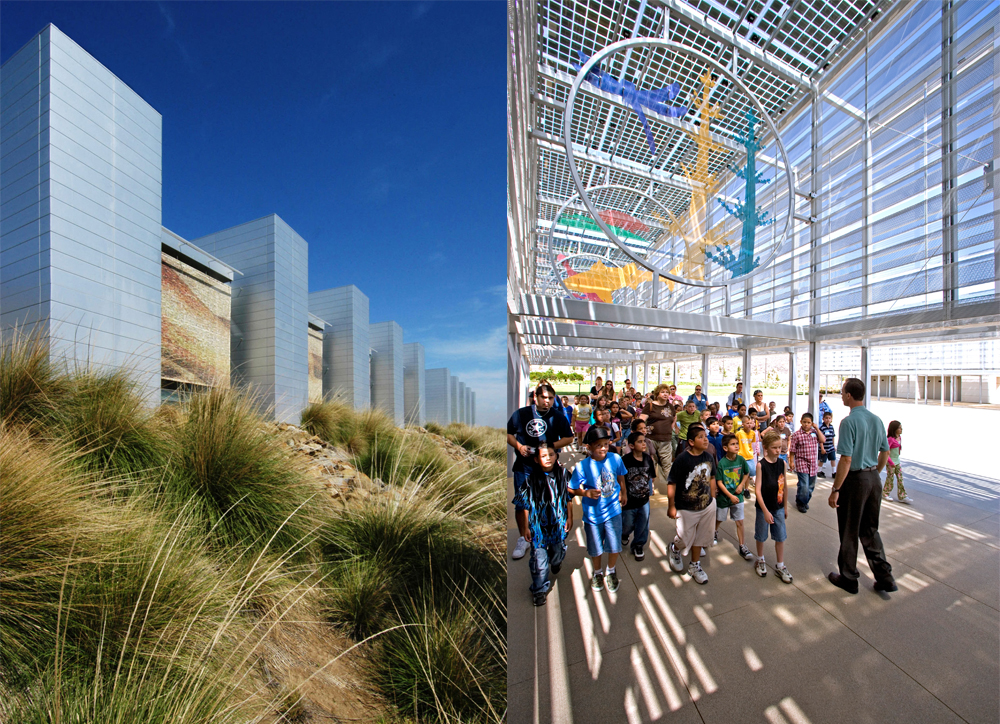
left=572, top=51, right=688, bottom=155
left=705, top=108, right=773, bottom=277
left=563, top=43, right=788, bottom=299
left=651, top=71, right=733, bottom=290
left=560, top=257, right=653, bottom=303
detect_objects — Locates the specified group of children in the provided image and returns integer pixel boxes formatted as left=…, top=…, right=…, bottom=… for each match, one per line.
left=515, top=387, right=909, bottom=606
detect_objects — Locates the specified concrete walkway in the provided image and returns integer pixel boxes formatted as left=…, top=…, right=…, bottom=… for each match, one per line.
left=507, top=457, right=1000, bottom=724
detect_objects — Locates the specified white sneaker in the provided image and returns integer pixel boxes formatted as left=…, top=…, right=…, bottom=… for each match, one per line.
left=688, top=561, right=708, bottom=584
left=512, top=536, right=529, bottom=560
left=667, top=542, right=684, bottom=572
left=897, top=495, right=913, bottom=505
left=775, top=564, right=793, bottom=584
left=712, top=531, right=718, bottom=546
left=755, top=559, right=768, bottom=577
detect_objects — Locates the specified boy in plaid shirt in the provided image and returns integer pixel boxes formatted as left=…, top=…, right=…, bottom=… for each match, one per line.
left=788, top=412, right=825, bottom=514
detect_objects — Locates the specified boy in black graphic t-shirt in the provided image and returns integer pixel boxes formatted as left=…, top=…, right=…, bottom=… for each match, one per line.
left=620, top=430, right=656, bottom=561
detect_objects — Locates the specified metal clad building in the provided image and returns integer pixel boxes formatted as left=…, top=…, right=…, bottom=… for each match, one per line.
left=309, top=285, right=370, bottom=408
left=370, top=320, right=404, bottom=425
left=2, top=25, right=163, bottom=400
left=424, top=367, right=451, bottom=424
left=192, top=215, right=309, bottom=423
left=403, top=342, right=426, bottom=426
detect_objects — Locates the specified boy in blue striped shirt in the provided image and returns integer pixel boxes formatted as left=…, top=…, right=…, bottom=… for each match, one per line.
left=817, top=411, right=836, bottom=478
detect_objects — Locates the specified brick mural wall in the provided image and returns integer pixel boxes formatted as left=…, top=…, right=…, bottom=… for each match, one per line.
left=161, top=252, right=231, bottom=387
left=309, top=326, right=323, bottom=403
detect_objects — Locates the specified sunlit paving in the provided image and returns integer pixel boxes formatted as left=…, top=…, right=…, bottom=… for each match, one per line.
left=509, top=453, right=999, bottom=723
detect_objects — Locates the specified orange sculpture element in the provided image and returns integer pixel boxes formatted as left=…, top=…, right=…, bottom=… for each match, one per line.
left=562, top=261, right=653, bottom=303
left=652, top=70, right=733, bottom=291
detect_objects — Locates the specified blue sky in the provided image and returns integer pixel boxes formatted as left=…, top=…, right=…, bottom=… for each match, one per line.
left=1, top=1, right=507, bottom=426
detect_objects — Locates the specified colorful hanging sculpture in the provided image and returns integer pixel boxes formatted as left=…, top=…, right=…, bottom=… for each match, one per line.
left=705, top=108, right=773, bottom=278
left=561, top=259, right=653, bottom=304
left=558, top=255, right=605, bottom=303
left=557, top=209, right=650, bottom=242
left=572, top=51, right=688, bottom=155
left=649, top=71, right=732, bottom=289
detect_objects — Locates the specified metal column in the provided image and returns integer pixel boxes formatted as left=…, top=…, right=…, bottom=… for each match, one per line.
left=672, top=361, right=677, bottom=386
left=941, top=0, right=959, bottom=316
left=788, top=351, right=798, bottom=417
left=701, top=354, right=710, bottom=396
left=643, top=361, right=649, bottom=393
left=630, top=362, right=637, bottom=389
left=860, top=342, right=871, bottom=407
left=742, top=348, right=752, bottom=392
left=808, top=342, right=821, bottom=418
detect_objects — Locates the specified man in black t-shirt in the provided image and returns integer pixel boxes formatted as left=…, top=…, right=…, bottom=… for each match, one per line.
left=621, top=430, right=657, bottom=561
left=508, top=383, right=574, bottom=561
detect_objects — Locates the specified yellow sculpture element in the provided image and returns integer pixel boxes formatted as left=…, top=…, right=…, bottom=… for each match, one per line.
left=652, top=70, right=733, bottom=291
left=563, top=261, right=653, bottom=303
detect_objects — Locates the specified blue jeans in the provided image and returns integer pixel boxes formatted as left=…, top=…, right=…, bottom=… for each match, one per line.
left=621, top=503, right=650, bottom=550
left=795, top=472, right=817, bottom=509
left=584, top=515, right=623, bottom=557
left=754, top=505, right=787, bottom=543
left=529, top=543, right=567, bottom=594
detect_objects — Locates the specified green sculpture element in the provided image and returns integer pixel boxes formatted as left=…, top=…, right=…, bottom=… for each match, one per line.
left=706, top=108, right=773, bottom=277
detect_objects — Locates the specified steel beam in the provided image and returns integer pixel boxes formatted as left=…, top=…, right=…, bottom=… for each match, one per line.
left=517, top=294, right=811, bottom=341
left=812, top=300, right=1000, bottom=342
left=522, top=335, right=707, bottom=355
left=517, top=319, right=742, bottom=349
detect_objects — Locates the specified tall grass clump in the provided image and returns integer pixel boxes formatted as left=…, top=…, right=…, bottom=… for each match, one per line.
left=302, top=400, right=395, bottom=455
left=375, top=588, right=505, bottom=723
left=169, top=385, right=321, bottom=554
left=318, top=480, right=505, bottom=721
left=0, top=325, right=69, bottom=431
left=1, top=427, right=237, bottom=690
left=56, top=369, right=170, bottom=482
left=439, top=423, right=506, bottom=464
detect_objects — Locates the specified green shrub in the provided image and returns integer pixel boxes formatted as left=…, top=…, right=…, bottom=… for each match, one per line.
left=169, top=385, right=320, bottom=553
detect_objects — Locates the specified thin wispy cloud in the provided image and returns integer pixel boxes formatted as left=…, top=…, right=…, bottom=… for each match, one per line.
left=158, top=2, right=197, bottom=73
left=423, top=325, right=504, bottom=364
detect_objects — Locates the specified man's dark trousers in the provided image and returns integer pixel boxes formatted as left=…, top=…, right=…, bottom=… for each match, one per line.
left=837, top=469, right=894, bottom=584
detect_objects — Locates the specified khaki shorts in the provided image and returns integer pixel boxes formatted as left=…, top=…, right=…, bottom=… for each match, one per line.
left=674, top=500, right=717, bottom=556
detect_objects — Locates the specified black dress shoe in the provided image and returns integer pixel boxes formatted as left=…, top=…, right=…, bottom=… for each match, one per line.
left=551, top=563, right=561, bottom=575
left=873, top=579, right=898, bottom=593
left=828, top=572, right=859, bottom=594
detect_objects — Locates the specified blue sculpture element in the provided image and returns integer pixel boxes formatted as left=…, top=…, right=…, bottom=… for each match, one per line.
left=706, top=108, right=773, bottom=278
left=572, top=51, right=688, bottom=155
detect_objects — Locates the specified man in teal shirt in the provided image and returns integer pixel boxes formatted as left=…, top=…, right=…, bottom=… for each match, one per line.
left=827, top=378, right=895, bottom=594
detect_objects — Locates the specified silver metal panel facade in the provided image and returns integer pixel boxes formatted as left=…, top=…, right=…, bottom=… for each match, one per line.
left=465, top=387, right=472, bottom=426
left=193, top=214, right=309, bottom=423
left=450, top=375, right=459, bottom=423
left=2, top=25, right=163, bottom=400
left=370, top=320, right=404, bottom=425
left=424, top=367, right=451, bottom=424
left=403, top=341, right=425, bottom=426
left=309, top=285, right=369, bottom=408
left=457, top=380, right=466, bottom=424
left=471, top=391, right=476, bottom=426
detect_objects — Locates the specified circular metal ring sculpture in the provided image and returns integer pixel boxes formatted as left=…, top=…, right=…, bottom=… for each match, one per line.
left=562, top=38, right=796, bottom=290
